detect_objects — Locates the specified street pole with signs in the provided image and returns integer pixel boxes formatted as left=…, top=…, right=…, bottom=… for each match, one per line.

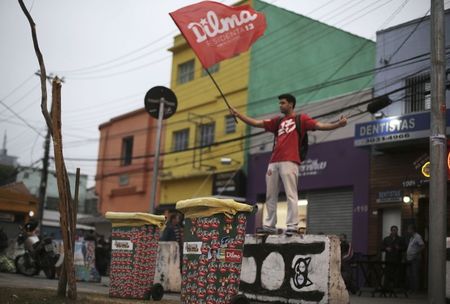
left=144, top=86, right=177, bottom=213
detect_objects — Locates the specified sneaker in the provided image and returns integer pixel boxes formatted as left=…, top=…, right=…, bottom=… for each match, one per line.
left=256, top=226, right=277, bottom=235
left=285, top=228, right=300, bottom=236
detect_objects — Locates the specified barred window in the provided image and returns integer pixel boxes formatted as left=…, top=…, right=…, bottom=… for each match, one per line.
left=199, top=123, right=215, bottom=147
left=177, top=60, right=195, bottom=84
left=173, top=129, right=189, bottom=152
left=225, top=115, right=236, bottom=134
left=405, top=74, right=430, bottom=113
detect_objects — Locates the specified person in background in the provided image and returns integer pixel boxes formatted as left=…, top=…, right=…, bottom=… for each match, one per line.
left=160, top=212, right=183, bottom=272
left=161, top=212, right=183, bottom=247
left=381, top=225, right=405, bottom=290
left=405, top=224, right=424, bottom=294
left=95, top=235, right=109, bottom=276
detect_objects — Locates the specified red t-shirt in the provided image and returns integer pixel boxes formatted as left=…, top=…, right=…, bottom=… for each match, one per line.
left=263, top=113, right=317, bottom=164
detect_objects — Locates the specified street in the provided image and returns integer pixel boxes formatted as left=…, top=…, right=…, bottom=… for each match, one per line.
left=0, top=272, right=429, bottom=303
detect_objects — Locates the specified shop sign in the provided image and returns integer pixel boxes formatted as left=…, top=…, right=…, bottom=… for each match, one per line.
left=376, top=190, right=403, bottom=203
left=413, top=153, right=429, bottom=170
left=299, top=158, right=327, bottom=177
left=402, top=179, right=429, bottom=188
left=212, top=170, right=246, bottom=196
left=354, top=109, right=450, bottom=147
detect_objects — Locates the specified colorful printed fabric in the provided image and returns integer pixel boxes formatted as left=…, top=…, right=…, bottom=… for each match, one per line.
left=181, top=212, right=248, bottom=304
left=109, top=225, right=160, bottom=300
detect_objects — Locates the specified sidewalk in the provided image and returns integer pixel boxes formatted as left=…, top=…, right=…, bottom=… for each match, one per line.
left=0, top=272, right=431, bottom=303
left=349, top=293, right=428, bottom=304
left=0, top=272, right=180, bottom=301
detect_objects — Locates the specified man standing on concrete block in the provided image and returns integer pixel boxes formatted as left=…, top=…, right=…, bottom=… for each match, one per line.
left=230, top=94, right=347, bottom=236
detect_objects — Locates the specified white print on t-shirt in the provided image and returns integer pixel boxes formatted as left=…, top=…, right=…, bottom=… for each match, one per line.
left=277, top=118, right=296, bottom=136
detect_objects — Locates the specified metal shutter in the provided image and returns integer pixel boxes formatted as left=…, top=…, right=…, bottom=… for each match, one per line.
left=306, top=188, right=353, bottom=241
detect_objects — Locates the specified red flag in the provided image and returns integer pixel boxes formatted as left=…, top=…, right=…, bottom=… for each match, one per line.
left=170, top=1, right=266, bottom=68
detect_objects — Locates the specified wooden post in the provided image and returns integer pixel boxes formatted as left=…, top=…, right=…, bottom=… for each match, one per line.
left=18, top=1, right=78, bottom=299
left=51, top=78, right=77, bottom=299
left=57, top=167, right=80, bottom=297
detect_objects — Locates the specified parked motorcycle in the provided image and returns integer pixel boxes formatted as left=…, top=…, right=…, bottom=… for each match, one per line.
left=15, top=221, right=59, bottom=279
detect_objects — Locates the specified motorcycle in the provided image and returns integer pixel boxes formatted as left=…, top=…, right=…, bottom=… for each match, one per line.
left=15, top=223, right=59, bottom=279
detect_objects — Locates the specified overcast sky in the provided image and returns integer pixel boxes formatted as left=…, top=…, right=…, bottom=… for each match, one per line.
left=0, top=0, right=434, bottom=186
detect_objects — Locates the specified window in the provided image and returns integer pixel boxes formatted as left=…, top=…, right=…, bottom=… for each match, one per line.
left=177, top=60, right=195, bottom=84
left=225, top=115, right=236, bottom=134
left=121, top=136, right=133, bottom=166
left=405, top=74, right=430, bottom=113
left=199, top=123, right=215, bottom=147
left=173, top=129, right=189, bottom=152
left=201, top=64, right=220, bottom=77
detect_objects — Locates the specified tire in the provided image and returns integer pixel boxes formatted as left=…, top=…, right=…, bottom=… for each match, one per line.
left=151, top=283, right=164, bottom=301
left=15, top=254, right=39, bottom=276
left=43, top=266, right=56, bottom=279
left=231, top=294, right=250, bottom=304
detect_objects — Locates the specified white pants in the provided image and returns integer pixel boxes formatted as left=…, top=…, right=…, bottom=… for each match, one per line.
left=263, top=161, right=299, bottom=230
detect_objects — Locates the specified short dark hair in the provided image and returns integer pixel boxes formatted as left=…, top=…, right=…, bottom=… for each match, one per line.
left=390, top=225, right=398, bottom=231
left=278, top=93, right=296, bottom=108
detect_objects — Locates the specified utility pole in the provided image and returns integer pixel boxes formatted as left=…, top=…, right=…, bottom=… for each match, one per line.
left=429, top=0, right=446, bottom=303
left=35, top=71, right=64, bottom=227
left=37, top=128, right=50, bottom=226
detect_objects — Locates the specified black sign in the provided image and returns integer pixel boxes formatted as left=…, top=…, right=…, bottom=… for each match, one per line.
left=212, top=170, right=246, bottom=197
left=144, top=86, right=177, bottom=119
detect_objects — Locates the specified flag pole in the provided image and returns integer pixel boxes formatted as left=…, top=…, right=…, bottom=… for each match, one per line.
left=204, top=67, right=238, bottom=123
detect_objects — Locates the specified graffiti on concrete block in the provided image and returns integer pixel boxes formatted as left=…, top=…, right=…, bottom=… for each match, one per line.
left=292, top=256, right=313, bottom=290
left=240, top=237, right=328, bottom=303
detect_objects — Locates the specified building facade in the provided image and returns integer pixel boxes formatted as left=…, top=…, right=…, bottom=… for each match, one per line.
left=95, top=108, right=161, bottom=214
left=159, top=2, right=251, bottom=209
left=15, top=167, right=92, bottom=237
left=0, top=182, right=38, bottom=240
left=244, top=0, right=375, bottom=251
left=354, top=11, right=450, bottom=289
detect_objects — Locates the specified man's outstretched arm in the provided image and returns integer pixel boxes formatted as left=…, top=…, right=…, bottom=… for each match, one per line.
left=315, top=115, right=347, bottom=131
left=229, top=107, right=265, bottom=128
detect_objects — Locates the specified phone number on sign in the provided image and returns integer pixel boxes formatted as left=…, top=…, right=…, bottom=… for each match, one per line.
left=365, top=133, right=411, bottom=144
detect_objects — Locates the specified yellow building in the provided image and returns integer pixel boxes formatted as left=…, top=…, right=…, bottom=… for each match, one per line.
left=160, top=8, right=251, bottom=207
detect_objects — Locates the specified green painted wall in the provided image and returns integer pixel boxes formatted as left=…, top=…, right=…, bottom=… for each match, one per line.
left=248, top=0, right=375, bottom=117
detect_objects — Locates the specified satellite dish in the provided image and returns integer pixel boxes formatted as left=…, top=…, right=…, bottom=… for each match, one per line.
left=144, top=86, right=178, bottom=120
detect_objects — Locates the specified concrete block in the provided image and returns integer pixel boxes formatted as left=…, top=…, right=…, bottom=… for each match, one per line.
left=155, top=241, right=181, bottom=292
left=240, top=234, right=349, bottom=303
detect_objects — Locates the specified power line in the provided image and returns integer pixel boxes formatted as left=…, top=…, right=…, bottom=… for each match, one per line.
left=0, top=74, right=35, bottom=102
left=59, top=69, right=436, bottom=163
left=61, top=0, right=383, bottom=81
left=59, top=51, right=445, bottom=146
left=0, top=100, right=45, bottom=137
left=56, top=0, right=279, bottom=77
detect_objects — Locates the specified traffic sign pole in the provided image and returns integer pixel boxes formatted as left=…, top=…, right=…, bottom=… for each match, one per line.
left=149, top=99, right=165, bottom=213
left=144, top=86, right=178, bottom=213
